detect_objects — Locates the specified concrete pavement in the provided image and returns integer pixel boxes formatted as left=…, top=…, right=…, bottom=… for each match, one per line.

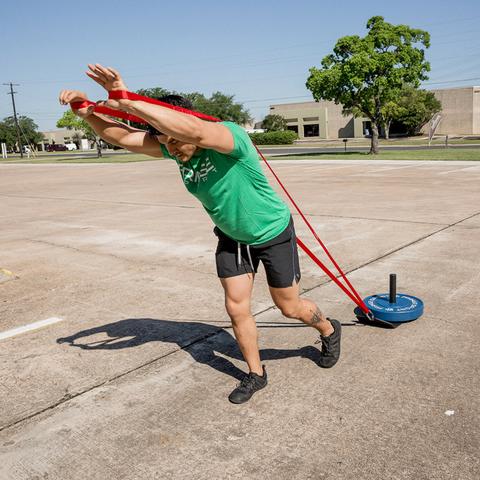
left=0, top=159, right=479, bottom=479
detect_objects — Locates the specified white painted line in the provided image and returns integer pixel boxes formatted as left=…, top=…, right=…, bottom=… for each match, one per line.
left=367, top=162, right=429, bottom=173
left=438, top=166, right=480, bottom=175
left=0, top=317, right=63, bottom=341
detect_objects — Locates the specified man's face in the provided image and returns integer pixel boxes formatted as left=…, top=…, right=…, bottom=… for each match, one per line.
left=162, top=136, right=198, bottom=163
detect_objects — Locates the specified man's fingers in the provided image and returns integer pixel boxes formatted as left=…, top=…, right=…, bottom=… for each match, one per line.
left=59, top=90, right=88, bottom=106
left=88, top=64, right=103, bottom=79
left=106, top=66, right=120, bottom=78
left=59, top=90, right=71, bottom=105
left=90, top=64, right=109, bottom=82
left=96, top=64, right=115, bottom=79
left=86, top=71, right=105, bottom=86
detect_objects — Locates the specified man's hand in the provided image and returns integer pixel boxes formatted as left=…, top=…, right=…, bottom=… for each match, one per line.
left=86, top=64, right=128, bottom=92
left=59, top=90, right=94, bottom=118
left=86, top=64, right=132, bottom=111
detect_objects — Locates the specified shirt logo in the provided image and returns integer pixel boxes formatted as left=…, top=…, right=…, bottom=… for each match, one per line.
left=179, top=156, right=217, bottom=185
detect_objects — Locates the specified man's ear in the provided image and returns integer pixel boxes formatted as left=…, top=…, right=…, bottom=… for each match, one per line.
left=156, top=134, right=169, bottom=145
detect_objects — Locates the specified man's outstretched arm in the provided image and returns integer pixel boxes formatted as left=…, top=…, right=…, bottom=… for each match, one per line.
left=58, top=90, right=164, bottom=158
left=86, top=64, right=235, bottom=154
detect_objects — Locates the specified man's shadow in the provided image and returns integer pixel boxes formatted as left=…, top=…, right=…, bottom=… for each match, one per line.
left=57, top=318, right=323, bottom=381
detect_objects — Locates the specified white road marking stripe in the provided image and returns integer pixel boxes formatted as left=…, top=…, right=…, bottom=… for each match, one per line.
left=367, top=162, right=429, bottom=173
left=0, top=317, right=63, bottom=340
left=438, top=166, right=480, bottom=175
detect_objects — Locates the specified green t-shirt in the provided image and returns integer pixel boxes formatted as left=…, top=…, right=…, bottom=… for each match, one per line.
left=160, top=121, right=290, bottom=245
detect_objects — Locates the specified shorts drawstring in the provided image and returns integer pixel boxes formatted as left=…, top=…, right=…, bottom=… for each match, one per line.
left=237, top=242, right=255, bottom=273
left=246, top=244, right=254, bottom=272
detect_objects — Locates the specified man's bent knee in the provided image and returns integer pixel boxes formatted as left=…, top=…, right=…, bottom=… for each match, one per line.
left=277, top=300, right=302, bottom=319
left=225, top=299, right=251, bottom=323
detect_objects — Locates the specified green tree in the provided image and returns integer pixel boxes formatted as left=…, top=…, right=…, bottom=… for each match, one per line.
left=306, top=16, right=431, bottom=153
left=136, top=87, right=170, bottom=99
left=136, top=88, right=252, bottom=125
left=0, top=115, right=43, bottom=151
left=395, top=87, right=442, bottom=136
left=261, top=114, right=287, bottom=132
left=0, top=120, right=17, bottom=150
left=192, top=91, right=252, bottom=124
left=57, top=110, right=103, bottom=157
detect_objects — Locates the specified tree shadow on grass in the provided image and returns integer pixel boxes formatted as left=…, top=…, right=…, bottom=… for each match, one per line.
left=57, top=318, right=323, bottom=381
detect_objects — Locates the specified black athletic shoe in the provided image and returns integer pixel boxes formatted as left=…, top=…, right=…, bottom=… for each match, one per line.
left=228, top=366, right=267, bottom=404
left=317, top=318, right=342, bottom=368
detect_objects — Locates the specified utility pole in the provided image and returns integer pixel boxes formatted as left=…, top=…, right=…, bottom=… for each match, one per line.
left=3, top=82, right=23, bottom=158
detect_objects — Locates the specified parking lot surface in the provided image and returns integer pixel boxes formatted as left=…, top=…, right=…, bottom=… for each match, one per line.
left=1, top=159, right=479, bottom=479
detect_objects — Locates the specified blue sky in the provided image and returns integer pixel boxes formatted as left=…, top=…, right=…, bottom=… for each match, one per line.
left=1, top=0, right=479, bottom=130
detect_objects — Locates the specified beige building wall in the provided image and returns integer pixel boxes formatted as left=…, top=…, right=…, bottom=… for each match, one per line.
left=472, top=87, right=480, bottom=134
left=269, top=101, right=365, bottom=139
left=432, top=87, right=476, bottom=135
left=41, top=128, right=83, bottom=145
left=270, top=86, right=480, bottom=139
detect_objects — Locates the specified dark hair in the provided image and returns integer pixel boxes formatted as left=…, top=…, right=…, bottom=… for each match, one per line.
left=147, top=94, right=194, bottom=136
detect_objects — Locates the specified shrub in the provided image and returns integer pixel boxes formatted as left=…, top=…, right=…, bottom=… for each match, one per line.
left=249, top=130, right=297, bottom=145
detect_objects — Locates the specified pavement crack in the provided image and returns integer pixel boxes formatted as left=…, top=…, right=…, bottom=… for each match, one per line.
left=2, top=209, right=479, bottom=434
left=251, top=210, right=480, bottom=315
left=294, top=212, right=446, bottom=226
left=0, top=193, right=197, bottom=210
left=0, top=329, right=225, bottom=433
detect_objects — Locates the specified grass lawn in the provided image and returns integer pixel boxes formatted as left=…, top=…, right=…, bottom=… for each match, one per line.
left=1, top=147, right=480, bottom=164
left=0, top=153, right=159, bottom=164
left=268, top=148, right=480, bottom=161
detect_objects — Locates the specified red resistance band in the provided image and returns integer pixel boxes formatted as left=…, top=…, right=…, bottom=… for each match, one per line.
left=70, top=91, right=371, bottom=316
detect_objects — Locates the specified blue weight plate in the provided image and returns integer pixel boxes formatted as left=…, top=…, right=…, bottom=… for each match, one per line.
left=363, top=293, right=424, bottom=323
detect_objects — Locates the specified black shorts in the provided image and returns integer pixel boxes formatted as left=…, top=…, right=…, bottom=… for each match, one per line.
left=214, top=216, right=301, bottom=288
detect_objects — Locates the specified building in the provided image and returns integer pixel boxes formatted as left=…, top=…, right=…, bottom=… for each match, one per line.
left=269, top=100, right=367, bottom=140
left=269, top=86, right=480, bottom=140
left=428, top=86, right=480, bottom=136
left=39, top=128, right=88, bottom=151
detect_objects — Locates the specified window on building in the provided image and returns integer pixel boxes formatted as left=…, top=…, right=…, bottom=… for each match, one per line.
left=304, top=124, right=319, bottom=137
left=362, top=121, right=372, bottom=137
left=285, top=118, right=298, bottom=122
left=303, top=117, right=319, bottom=121
left=287, top=125, right=298, bottom=134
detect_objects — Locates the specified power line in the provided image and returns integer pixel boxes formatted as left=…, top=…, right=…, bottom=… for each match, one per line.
left=423, top=77, right=480, bottom=86
left=2, top=82, right=23, bottom=158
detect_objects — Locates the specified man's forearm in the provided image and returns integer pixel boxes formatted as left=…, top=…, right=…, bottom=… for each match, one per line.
left=126, top=101, right=204, bottom=144
left=83, top=113, right=132, bottom=147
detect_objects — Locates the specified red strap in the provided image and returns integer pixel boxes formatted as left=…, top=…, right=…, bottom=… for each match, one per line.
left=296, top=237, right=369, bottom=314
left=254, top=145, right=368, bottom=312
left=69, top=90, right=370, bottom=315
left=70, top=100, right=147, bottom=124
left=109, top=90, right=221, bottom=122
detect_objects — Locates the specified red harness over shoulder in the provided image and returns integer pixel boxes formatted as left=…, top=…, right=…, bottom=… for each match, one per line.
left=71, top=90, right=371, bottom=317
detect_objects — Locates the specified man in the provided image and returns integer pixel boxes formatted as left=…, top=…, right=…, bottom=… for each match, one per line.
left=59, top=64, right=341, bottom=404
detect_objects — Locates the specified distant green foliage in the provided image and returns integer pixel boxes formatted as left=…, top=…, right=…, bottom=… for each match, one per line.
left=249, top=130, right=297, bottom=145
left=0, top=115, right=43, bottom=149
left=136, top=87, right=171, bottom=99
left=57, top=110, right=95, bottom=140
left=261, top=114, right=287, bottom=132
left=306, top=16, right=431, bottom=153
left=395, top=87, right=442, bottom=135
left=135, top=88, right=252, bottom=125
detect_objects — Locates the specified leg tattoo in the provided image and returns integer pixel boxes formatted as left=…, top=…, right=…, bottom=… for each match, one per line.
left=309, top=308, right=324, bottom=325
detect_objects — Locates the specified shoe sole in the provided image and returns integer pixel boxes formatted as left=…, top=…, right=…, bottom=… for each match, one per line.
left=318, top=319, right=341, bottom=368
left=228, top=382, right=267, bottom=404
